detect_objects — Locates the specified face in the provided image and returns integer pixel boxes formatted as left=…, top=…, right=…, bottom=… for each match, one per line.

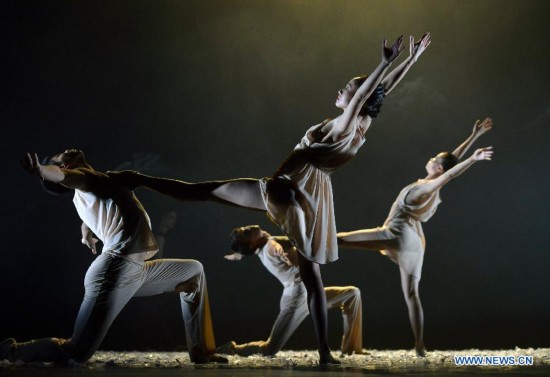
left=235, top=225, right=263, bottom=248
left=51, top=149, right=85, bottom=169
left=335, top=79, right=361, bottom=109
left=425, top=152, right=445, bottom=175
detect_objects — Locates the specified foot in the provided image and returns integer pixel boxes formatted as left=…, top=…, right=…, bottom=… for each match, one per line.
left=191, top=352, right=229, bottom=364
left=216, top=341, right=236, bottom=355
left=319, top=351, right=341, bottom=365
left=0, top=338, right=17, bottom=362
left=415, top=346, right=427, bottom=357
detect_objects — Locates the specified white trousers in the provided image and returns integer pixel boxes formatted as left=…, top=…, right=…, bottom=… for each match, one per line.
left=234, top=284, right=362, bottom=355
left=14, top=252, right=216, bottom=363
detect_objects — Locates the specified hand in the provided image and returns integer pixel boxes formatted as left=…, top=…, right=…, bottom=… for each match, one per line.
left=472, top=117, right=493, bottom=137
left=382, top=35, right=404, bottom=64
left=472, top=146, right=493, bottom=161
left=22, top=152, right=41, bottom=175
left=224, top=253, right=243, bottom=261
left=410, top=32, right=431, bottom=62
left=269, top=240, right=292, bottom=266
left=157, top=211, right=178, bottom=236
left=82, top=232, right=99, bottom=254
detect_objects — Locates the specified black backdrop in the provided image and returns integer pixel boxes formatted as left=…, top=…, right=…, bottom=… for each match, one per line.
left=2, top=0, right=549, bottom=352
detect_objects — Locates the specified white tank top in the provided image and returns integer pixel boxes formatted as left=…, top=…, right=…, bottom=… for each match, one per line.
left=73, top=186, right=158, bottom=258
left=257, top=238, right=301, bottom=289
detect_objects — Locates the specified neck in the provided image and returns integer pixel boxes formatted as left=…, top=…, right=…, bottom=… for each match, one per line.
left=424, top=171, right=442, bottom=180
left=254, top=231, right=271, bottom=250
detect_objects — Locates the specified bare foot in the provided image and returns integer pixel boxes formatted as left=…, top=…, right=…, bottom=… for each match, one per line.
left=191, top=352, right=228, bottom=364
left=319, top=351, right=341, bottom=365
left=416, top=346, right=427, bottom=357
left=216, top=341, right=236, bottom=355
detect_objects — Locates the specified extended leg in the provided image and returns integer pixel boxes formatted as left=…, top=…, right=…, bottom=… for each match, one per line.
left=337, top=227, right=398, bottom=251
left=231, top=284, right=309, bottom=356
left=128, top=172, right=267, bottom=211
left=297, top=253, right=339, bottom=365
left=8, top=254, right=143, bottom=363
left=325, top=286, right=363, bottom=355
left=399, top=268, right=425, bottom=357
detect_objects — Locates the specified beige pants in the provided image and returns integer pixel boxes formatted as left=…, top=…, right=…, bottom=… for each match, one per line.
left=234, top=284, right=362, bottom=355
left=12, top=252, right=216, bottom=363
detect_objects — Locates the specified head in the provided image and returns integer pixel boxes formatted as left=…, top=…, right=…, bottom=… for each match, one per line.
left=40, top=149, right=87, bottom=195
left=426, top=151, right=458, bottom=175
left=335, top=76, right=385, bottom=118
left=225, top=225, right=267, bottom=261
left=335, top=78, right=362, bottom=109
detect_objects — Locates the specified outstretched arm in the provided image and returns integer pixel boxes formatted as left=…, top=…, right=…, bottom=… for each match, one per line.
left=452, top=117, right=493, bottom=159
left=381, top=32, right=431, bottom=95
left=406, top=147, right=494, bottom=205
left=22, top=152, right=94, bottom=191
left=327, top=36, right=404, bottom=142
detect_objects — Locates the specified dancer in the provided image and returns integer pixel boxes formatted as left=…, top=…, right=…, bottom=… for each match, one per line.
left=112, top=33, right=430, bottom=364
left=0, top=150, right=226, bottom=364
left=337, top=118, right=494, bottom=356
left=217, top=225, right=362, bottom=356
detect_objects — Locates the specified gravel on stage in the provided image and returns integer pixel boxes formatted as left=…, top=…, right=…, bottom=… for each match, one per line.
left=1, top=348, right=549, bottom=376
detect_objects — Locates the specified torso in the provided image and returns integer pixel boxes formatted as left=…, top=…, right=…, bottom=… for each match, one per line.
left=73, top=170, right=158, bottom=260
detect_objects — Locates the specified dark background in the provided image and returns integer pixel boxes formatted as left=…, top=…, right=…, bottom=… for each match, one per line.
left=2, top=0, right=549, bottom=352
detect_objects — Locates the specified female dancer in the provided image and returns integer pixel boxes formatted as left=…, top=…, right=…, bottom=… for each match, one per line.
left=116, top=33, right=431, bottom=364
left=337, top=118, right=494, bottom=356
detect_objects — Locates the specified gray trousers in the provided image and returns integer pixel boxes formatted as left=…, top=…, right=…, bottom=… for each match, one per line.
left=14, top=252, right=216, bottom=363
left=234, top=285, right=362, bottom=356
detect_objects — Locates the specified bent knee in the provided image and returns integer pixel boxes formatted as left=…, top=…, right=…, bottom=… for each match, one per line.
left=175, top=281, right=199, bottom=293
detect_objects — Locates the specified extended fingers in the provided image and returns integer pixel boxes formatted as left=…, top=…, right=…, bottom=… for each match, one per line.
left=483, top=146, right=494, bottom=160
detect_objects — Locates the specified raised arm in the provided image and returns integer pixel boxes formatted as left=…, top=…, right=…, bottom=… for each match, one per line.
left=405, top=147, right=494, bottom=205
left=22, top=152, right=94, bottom=191
left=452, top=118, right=493, bottom=159
left=327, top=36, right=404, bottom=142
left=381, top=32, right=431, bottom=95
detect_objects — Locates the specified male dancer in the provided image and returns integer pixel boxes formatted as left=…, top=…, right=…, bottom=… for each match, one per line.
left=218, top=225, right=362, bottom=356
left=0, top=150, right=226, bottom=364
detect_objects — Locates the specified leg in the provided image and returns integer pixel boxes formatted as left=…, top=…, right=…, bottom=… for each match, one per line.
left=337, top=227, right=398, bottom=251
left=325, top=286, right=363, bottom=355
left=134, top=173, right=267, bottom=211
left=135, top=259, right=226, bottom=363
left=399, top=268, right=425, bottom=357
left=297, top=253, right=339, bottom=365
left=8, top=253, right=143, bottom=363
left=231, top=284, right=309, bottom=356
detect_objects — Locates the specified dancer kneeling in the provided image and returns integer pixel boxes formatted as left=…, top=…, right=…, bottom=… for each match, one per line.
left=217, top=225, right=362, bottom=357
left=0, top=150, right=226, bottom=365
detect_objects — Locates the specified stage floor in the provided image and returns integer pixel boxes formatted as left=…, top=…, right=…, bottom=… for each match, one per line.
left=1, top=349, right=549, bottom=376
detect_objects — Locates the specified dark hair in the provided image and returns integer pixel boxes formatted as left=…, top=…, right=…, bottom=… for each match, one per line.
left=438, top=152, right=459, bottom=172
left=354, top=77, right=385, bottom=118
left=40, top=156, right=72, bottom=195
left=228, top=229, right=256, bottom=256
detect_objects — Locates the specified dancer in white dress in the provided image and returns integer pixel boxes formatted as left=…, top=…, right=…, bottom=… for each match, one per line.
left=114, top=34, right=431, bottom=364
left=338, top=118, right=494, bottom=356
